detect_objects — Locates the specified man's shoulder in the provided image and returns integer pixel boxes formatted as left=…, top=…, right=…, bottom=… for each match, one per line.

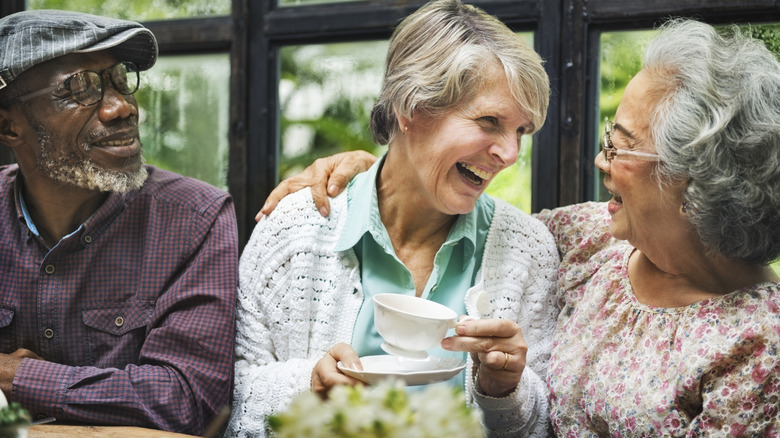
left=139, top=165, right=232, bottom=213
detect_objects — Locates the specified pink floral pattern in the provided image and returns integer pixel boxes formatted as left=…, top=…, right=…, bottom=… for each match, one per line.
left=536, top=202, right=780, bottom=437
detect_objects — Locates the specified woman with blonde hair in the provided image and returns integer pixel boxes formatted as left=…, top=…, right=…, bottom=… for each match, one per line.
left=228, top=1, right=558, bottom=436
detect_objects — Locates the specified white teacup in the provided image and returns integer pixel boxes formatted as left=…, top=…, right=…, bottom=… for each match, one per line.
left=373, top=293, right=458, bottom=359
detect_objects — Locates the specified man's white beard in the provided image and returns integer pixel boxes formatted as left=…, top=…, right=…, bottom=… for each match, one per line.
left=40, top=154, right=148, bottom=194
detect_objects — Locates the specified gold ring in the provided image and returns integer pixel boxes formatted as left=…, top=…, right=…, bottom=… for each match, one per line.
left=501, top=351, right=510, bottom=370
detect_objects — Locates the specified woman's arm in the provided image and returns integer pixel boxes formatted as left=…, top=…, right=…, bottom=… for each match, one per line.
left=229, top=189, right=363, bottom=437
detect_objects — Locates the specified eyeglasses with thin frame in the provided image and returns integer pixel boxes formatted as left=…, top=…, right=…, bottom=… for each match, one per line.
left=10, top=61, right=140, bottom=107
left=602, top=120, right=661, bottom=162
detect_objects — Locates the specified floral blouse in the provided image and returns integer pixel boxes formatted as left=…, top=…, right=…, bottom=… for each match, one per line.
left=536, top=202, right=780, bottom=437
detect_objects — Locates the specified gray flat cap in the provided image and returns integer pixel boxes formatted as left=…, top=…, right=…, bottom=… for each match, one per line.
left=0, top=9, right=158, bottom=90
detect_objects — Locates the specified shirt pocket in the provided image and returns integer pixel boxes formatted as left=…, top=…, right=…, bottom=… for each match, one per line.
left=0, top=305, right=14, bottom=352
left=81, top=300, right=155, bottom=368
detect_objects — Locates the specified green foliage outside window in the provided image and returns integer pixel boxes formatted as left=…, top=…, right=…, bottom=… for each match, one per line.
left=28, top=0, right=229, bottom=20
left=135, top=55, right=230, bottom=190
left=279, top=42, right=386, bottom=179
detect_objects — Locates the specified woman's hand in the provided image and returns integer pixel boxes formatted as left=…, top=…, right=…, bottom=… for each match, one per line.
left=310, top=343, right=364, bottom=398
left=441, top=319, right=528, bottom=398
left=257, top=150, right=377, bottom=220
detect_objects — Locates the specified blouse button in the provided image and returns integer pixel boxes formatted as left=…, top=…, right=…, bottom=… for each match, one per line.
left=44, top=264, right=55, bottom=275
left=84, top=235, right=93, bottom=244
left=43, top=328, right=54, bottom=339
left=114, top=317, right=125, bottom=328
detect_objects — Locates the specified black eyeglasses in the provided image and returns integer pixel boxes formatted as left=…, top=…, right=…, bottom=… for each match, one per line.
left=11, top=62, right=140, bottom=106
left=602, top=120, right=661, bottom=162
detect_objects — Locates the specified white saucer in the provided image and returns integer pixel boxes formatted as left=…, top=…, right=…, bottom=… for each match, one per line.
left=337, top=355, right=466, bottom=386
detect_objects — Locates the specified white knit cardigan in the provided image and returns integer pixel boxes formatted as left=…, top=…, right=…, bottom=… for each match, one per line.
left=226, top=187, right=560, bottom=438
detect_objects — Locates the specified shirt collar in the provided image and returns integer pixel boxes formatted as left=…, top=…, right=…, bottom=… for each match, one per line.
left=334, top=155, right=385, bottom=251
left=334, top=154, right=478, bottom=268
left=15, top=176, right=131, bottom=242
left=17, top=183, right=40, bottom=236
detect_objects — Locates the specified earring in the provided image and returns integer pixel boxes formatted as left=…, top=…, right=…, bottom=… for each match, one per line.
left=680, top=201, right=688, bottom=214
left=403, top=126, right=408, bottom=135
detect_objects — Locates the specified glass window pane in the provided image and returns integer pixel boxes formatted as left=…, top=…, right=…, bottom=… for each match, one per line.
left=28, top=0, right=230, bottom=20
left=136, top=54, right=230, bottom=190
left=279, top=40, right=387, bottom=178
left=279, top=33, right=534, bottom=213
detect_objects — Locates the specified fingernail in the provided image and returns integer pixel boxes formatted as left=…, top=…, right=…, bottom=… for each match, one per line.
left=319, top=206, right=329, bottom=216
left=328, top=185, right=338, bottom=195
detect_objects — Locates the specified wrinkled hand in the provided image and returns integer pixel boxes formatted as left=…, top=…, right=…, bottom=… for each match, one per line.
left=1, top=349, right=44, bottom=397
left=310, top=343, right=364, bottom=398
left=441, top=319, right=527, bottom=398
left=257, top=150, right=377, bottom=220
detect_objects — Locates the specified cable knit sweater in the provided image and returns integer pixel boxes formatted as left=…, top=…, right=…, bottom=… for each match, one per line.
left=226, top=187, right=559, bottom=438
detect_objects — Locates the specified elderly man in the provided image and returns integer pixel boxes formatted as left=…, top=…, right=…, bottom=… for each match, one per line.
left=0, top=10, right=237, bottom=435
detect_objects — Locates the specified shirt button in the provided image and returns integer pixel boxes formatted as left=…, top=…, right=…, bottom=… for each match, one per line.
left=43, top=328, right=54, bottom=339
left=84, top=235, right=93, bottom=244
left=44, top=264, right=55, bottom=275
left=114, top=317, right=125, bottom=327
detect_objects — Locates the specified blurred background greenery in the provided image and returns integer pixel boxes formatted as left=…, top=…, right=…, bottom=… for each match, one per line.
left=28, top=0, right=229, bottom=20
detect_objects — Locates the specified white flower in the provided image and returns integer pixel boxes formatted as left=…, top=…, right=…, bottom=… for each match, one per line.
left=268, top=380, right=484, bottom=438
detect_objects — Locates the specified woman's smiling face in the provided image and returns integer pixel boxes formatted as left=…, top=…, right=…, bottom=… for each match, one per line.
left=392, top=63, right=533, bottom=216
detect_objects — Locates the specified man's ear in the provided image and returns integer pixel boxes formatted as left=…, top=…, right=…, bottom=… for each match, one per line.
left=0, top=108, right=25, bottom=148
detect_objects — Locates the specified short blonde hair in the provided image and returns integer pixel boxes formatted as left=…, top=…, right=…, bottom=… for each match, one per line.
left=370, top=0, right=550, bottom=145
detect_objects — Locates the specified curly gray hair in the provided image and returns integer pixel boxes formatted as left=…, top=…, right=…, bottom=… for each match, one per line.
left=645, top=19, right=780, bottom=264
left=369, top=0, right=549, bottom=145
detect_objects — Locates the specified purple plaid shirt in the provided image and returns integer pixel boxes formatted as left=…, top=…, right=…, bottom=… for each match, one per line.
left=0, top=164, right=238, bottom=435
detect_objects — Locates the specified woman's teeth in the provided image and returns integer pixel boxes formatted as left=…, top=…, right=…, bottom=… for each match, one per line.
left=457, top=162, right=494, bottom=184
